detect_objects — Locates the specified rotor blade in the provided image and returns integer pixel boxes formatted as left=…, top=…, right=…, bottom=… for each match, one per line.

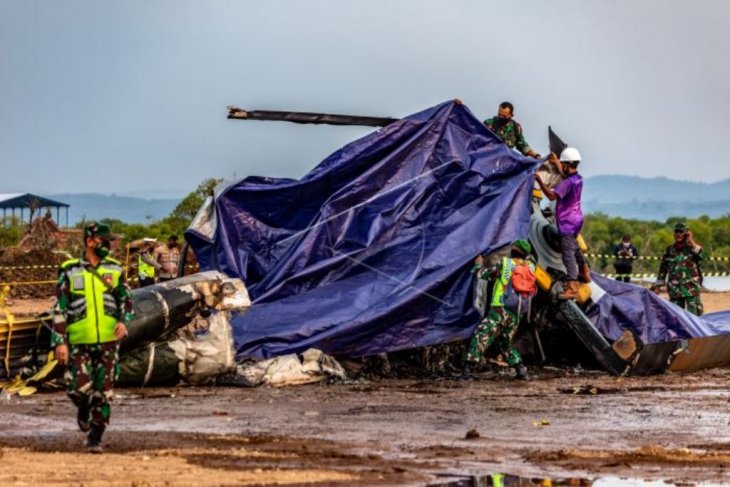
left=227, top=106, right=399, bottom=127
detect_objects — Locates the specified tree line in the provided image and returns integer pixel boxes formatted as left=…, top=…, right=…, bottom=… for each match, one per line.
left=582, top=213, right=730, bottom=274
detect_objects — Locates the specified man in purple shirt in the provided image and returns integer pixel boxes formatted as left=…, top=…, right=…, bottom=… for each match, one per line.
left=535, top=147, right=588, bottom=299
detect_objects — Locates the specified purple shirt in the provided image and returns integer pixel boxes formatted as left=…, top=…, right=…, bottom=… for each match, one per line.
left=553, top=173, right=583, bottom=236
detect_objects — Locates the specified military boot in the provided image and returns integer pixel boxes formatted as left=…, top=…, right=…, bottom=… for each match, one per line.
left=558, top=281, right=579, bottom=300
left=86, top=425, right=104, bottom=454
left=514, top=363, right=530, bottom=381
left=462, top=357, right=480, bottom=377
left=77, top=403, right=91, bottom=433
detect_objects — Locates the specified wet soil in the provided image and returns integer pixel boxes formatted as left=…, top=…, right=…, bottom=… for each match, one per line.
left=2, top=294, right=730, bottom=485
left=2, top=367, right=730, bottom=485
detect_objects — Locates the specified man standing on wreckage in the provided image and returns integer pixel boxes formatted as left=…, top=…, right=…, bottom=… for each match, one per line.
left=484, top=101, right=542, bottom=160
left=51, top=222, right=133, bottom=453
left=535, top=148, right=591, bottom=298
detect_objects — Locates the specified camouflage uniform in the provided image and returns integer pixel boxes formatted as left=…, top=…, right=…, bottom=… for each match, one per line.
left=466, top=258, right=532, bottom=366
left=484, top=117, right=534, bottom=156
left=467, top=306, right=522, bottom=366
left=51, top=254, right=133, bottom=435
left=656, top=243, right=705, bottom=316
left=65, top=342, right=120, bottom=429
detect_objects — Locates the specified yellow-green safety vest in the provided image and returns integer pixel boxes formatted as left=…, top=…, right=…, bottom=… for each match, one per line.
left=490, top=257, right=536, bottom=307
left=138, top=253, right=156, bottom=278
left=62, top=257, right=123, bottom=345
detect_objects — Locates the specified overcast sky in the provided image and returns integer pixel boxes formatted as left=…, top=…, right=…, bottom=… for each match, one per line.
left=2, top=1, right=729, bottom=197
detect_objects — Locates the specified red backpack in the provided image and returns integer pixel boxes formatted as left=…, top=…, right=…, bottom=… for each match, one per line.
left=511, top=260, right=537, bottom=296
left=502, top=258, right=537, bottom=315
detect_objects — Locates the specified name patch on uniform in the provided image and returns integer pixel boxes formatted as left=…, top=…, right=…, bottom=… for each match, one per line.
left=72, top=274, right=85, bottom=291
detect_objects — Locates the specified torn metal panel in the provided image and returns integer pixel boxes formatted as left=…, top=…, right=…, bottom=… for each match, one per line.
left=556, top=300, right=629, bottom=376
left=629, top=341, right=683, bottom=376
left=119, top=310, right=238, bottom=387
left=668, top=335, right=730, bottom=372
left=121, top=271, right=250, bottom=354
left=118, top=271, right=250, bottom=386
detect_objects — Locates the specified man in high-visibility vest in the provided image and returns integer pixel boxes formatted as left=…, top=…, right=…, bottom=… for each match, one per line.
left=138, top=239, right=159, bottom=287
left=465, top=239, right=537, bottom=380
left=51, top=221, right=134, bottom=453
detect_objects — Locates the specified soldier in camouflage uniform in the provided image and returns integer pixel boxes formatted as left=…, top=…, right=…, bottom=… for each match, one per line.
left=466, top=239, right=536, bottom=380
left=51, top=222, right=133, bottom=453
left=651, top=222, right=705, bottom=316
left=484, top=101, right=541, bottom=159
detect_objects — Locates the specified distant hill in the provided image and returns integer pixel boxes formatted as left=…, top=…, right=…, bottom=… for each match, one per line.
left=583, top=175, right=730, bottom=220
left=48, top=193, right=179, bottom=224
left=584, top=175, right=730, bottom=204
left=118, top=188, right=189, bottom=200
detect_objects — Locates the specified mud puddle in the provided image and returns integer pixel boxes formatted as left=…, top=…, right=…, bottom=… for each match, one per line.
left=428, top=473, right=703, bottom=486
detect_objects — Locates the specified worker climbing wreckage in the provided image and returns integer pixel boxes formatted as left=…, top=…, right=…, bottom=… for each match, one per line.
left=535, top=148, right=591, bottom=299
left=483, top=101, right=541, bottom=159
left=465, top=239, right=537, bottom=380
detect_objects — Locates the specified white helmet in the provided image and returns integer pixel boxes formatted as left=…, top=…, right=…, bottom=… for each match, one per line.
left=560, top=147, right=581, bottom=163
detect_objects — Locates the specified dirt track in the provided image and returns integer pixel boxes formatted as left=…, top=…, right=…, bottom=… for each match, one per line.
left=2, top=292, right=730, bottom=485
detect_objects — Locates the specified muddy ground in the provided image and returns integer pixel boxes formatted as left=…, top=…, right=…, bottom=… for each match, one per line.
left=1, top=293, right=729, bottom=486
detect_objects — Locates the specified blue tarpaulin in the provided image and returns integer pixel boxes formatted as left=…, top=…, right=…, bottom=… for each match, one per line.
left=187, top=101, right=540, bottom=359
left=587, top=273, right=730, bottom=342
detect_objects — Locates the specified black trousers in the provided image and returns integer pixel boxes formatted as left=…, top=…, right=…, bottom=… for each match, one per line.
left=614, top=266, right=632, bottom=282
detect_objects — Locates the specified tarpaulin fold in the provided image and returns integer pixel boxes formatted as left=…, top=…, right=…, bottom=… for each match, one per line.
left=587, top=273, right=730, bottom=343
left=188, top=101, right=539, bottom=359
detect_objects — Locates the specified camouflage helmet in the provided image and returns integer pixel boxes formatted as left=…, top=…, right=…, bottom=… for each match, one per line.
left=512, top=239, right=532, bottom=256
left=83, top=221, right=113, bottom=241
left=673, top=222, right=689, bottom=233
